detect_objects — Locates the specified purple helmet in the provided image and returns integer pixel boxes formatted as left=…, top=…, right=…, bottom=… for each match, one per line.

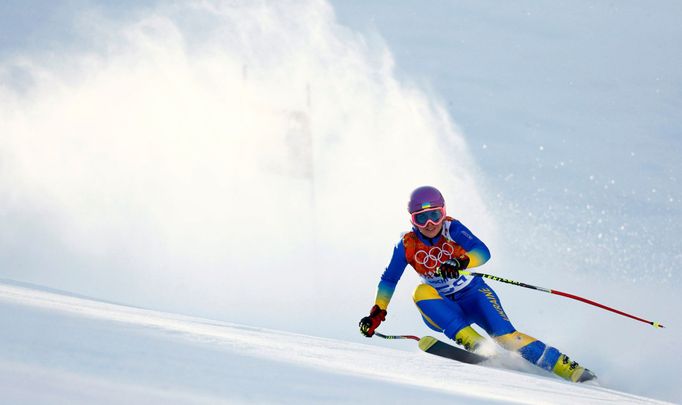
left=407, top=186, right=445, bottom=213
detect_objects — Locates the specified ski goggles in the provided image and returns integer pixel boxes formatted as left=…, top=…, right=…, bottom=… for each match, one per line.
left=411, top=207, right=446, bottom=228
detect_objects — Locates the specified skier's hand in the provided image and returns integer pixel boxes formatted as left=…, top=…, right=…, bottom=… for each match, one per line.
left=437, top=255, right=470, bottom=279
left=359, top=305, right=387, bottom=337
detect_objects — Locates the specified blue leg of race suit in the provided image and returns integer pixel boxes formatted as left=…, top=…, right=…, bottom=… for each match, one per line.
left=413, top=280, right=562, bottom=371
left=455, top=279, right=562, bottom=370
left=453, top=279, right=516, bottom=337
left=413, top=284, right=469, bottom=338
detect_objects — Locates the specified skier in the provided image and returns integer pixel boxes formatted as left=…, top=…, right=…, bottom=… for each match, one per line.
left=359, top=185, right=596, bottom=383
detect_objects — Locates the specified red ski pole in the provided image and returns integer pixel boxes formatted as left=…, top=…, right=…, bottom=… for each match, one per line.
left=459, top=270, right=665, bottom=329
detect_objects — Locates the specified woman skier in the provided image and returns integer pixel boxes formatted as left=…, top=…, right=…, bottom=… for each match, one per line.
left=359, top=185, right=596, bottom=383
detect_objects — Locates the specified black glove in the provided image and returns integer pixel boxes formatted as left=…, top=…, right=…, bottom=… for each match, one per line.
left=437, top=254, right=470, bottom=279
left=359, top=305, right=387, bottom=337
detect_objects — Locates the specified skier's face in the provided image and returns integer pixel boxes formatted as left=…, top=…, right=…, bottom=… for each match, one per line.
left=416, top=221, right=442, bottom=238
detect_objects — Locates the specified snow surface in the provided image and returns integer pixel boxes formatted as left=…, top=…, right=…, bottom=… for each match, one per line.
left=0, top=280, right=670, bottom=404
left=0, top=0, right=680, bottom=403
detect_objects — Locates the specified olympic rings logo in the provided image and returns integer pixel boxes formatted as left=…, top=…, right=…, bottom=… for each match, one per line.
left=414, top=244, right=455, bottom=270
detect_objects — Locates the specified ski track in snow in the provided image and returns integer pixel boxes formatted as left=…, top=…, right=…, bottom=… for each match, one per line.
left=0, top=281, right=670, bottom=404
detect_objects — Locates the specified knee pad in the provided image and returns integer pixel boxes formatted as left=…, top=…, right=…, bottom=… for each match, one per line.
left=496, top=333, right=561, bottom=371
left=494, top=331, right=537, bottom=351
left=412, top=284, right=441, bottom=303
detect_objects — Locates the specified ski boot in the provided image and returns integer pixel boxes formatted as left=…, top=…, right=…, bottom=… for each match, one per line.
left=552, top=354, right=597, bottom=383
left=454, top=326, right=485, bottom=352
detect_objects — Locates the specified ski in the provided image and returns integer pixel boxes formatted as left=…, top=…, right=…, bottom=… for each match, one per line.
left=374, top=333, right=598, bottom=382
left=374, top=332, right=487, bottom=364
left=418, top=336, right=488, bottom=364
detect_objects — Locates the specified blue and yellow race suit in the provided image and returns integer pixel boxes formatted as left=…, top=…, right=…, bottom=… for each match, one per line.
left=373, top=217, right=569, bottom=375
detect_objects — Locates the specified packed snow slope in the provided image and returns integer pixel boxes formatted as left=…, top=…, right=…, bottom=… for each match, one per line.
left=0, top=0, right=680, bottom=403
left=0, top=280, right=671, bottom=405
